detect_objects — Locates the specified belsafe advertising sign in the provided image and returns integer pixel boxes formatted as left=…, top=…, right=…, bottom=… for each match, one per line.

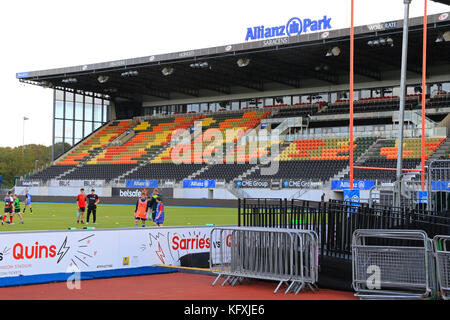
left=0, top=226, right=220, bottom=279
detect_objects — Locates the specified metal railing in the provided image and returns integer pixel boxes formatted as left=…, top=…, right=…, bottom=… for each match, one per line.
left=210, top=227, right=319, bottom=294
left=352, top=229, right=437, bottom=300
left=238, top=198, right=450, bottom=261
left=434, top=235, right=450, bottom=300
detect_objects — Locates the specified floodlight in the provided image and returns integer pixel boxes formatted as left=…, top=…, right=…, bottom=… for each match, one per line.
left=97, top=75, right=109, bottom=83
left=161, top=67, right=174, bottom=76
left=237, top=58, right=250, bottom=67
left=331, top=46, right=341, bottom=56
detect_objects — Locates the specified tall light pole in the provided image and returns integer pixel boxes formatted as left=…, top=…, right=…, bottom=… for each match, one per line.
left=395, top=0, right=412, bottom=207
left=23, top=116, right=29, bottom=153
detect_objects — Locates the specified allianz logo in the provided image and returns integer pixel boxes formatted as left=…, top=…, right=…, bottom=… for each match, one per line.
left=245, top=16, right=332, bottom=41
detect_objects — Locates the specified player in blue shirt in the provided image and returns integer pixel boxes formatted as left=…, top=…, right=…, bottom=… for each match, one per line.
left=153, top=197, right=165, bottom=227
left=23, top=190, right=33, bottom=214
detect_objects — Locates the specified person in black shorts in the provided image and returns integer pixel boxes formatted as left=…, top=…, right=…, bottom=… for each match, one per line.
left=2, top=191, right=13, bottom=225
left=149, top=188, right=162, bottom=221
left=86, top=189, right=100, bottom=225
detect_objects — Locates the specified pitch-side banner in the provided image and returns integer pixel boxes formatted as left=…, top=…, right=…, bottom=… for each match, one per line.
left=0, top=226, right=220, bottom=279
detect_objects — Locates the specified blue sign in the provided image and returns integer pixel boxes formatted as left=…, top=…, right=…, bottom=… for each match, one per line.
left=331, top=180, right=375, bottom=190
left=125, top=180, right=158, bottom=188
left=344, top=189, right=360, bottom=206
left=245, top=16, right=332, bottom=41
left=417, top=191, right=428, bottom=204
left=16, top=72, right=29, bottom=79
left=0, top=175, right=2, bottom=186
left=183, top=180, right=216, bottom=188
left=431, top=181, right=450, bottom=191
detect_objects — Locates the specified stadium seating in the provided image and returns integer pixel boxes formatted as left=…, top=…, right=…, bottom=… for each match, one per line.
left=89, top=115, right=204, bottom=165
left=28, top=165, right=76, bottom=181
left=321, top=96, right=420, bottom=115
left=57, top=120, right=135, bottom=165
left=152, top=110, right=271, bottom=165
left=62, top=164, right=137, bottom=181
left=346, top=137, right=445, bottom=182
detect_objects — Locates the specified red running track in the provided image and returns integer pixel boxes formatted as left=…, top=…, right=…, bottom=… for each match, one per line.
left=0, top=272, right=357, bottom=300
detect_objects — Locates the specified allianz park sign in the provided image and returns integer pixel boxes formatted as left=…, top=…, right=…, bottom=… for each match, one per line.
left=245, top=16, right=332, bottom=41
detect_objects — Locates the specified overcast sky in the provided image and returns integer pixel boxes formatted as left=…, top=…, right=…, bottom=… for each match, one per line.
left=0, top=0, right=448, bottom=148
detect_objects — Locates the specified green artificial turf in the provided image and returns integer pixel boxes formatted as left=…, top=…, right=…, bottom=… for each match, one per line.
left=0, top=202, right=237, bottom=232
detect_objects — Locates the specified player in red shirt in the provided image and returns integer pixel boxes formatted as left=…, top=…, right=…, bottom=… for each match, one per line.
left=76, top=188, right=87, bottom=224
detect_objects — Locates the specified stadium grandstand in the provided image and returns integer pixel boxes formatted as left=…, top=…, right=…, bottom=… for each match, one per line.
left=15, top=11, right=450, bottom=204
left=7, top=1, right=450, bottom=301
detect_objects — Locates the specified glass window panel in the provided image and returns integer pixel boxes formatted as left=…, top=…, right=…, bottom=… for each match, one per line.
left=372, top=89, right=382, bottom=97
left=55, top=119, right=63, bottom=138
left=283, top=96, right=291, bottom=105
left=75, top=94, right=83, bottom=103
left=55, top=101, right=64, bottom=118
left=74, top=138, right=81, bottom=145
left=257, top=99, right=263, bottom=108
left=94, top=98, right=102, bottom=106
left=330, top=92, right=338, bottom=103
left=75, top=103, right=83, bottom=120
left=85, top=103, right=93, bottom=121
left=74, top=121, right=83, bottom=139
left=94, top=122, right=102, bottom=131
left=200, top=103, right=208, bottom=112
left=64, top=120, right=73, bottom=138
left=55, top=90, right=64, bottom=101
left=292, top=96, right=300, bottom=104
left=231, top=101, right=239, bottom=110
left=65, top=92, right=74, bottom=102
left=384, top=87, right=394, bottom=97
left=265, top=98, right=274, bottom=106
left=94, top=104, right=102, bottom=122
left=360, top=89, right=371, bottom=99
left=103, top=105, right=108, bottom=122
left=240, top=101, right=248, bottom=109
left=301, top=95, right=310, bottom=103
left=64, top=136, right=73, bottom=147
left=84, top=122, right=93, bottom=136
left=85, top=96, right=93, bottom=104
left=442, top=82, right=450, bottom=93
left=65, top=101, right=74, bottom=120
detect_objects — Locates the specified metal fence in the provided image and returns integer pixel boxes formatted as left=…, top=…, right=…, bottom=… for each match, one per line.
left=352, top=229, right=437, bottom=300
left=210, top=227, right=319, bottom=294
left=238, top=198, right=450, bottom=260
left=434, top=235, right=450, bottom=300
left=428, top=160, right=450, bottom=213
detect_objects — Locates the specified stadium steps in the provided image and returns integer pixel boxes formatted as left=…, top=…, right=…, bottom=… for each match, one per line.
left=226, top=183, right=250, bottom=199
left=115, top=163, right=145, bottom=183
left=55, top=165, right=80, bottom=180
left=354, top=138, right=384, bottom=165
left=232, top=140, right=290, bottom=183
left=409, top=137, right=449, bottom=182
left=235, top=165, right=260, bottom=181
left=185, top=165, right=210, bottom=180
left=326, top=137, right=381, bottom=185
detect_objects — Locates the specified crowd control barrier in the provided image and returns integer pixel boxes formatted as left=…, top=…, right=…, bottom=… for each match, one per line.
left=352, top=229, right=437, bottom=300
left=434, top=235, right=450, bottom=300
left=210, top=227, right=319, bottom=294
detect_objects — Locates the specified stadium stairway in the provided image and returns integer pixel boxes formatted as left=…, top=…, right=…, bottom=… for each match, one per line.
left=56, top=120, right=136, bottom=166
left=326, top=137, right=381, bottom=184
left=343, top=137, right=446, bottom=182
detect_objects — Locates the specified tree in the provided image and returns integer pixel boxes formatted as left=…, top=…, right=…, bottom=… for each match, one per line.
left=0, top=144, right=56, bottom=188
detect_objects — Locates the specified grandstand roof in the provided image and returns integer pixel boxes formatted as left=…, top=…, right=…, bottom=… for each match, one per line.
left=17, top=12, right=450, bottom=102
